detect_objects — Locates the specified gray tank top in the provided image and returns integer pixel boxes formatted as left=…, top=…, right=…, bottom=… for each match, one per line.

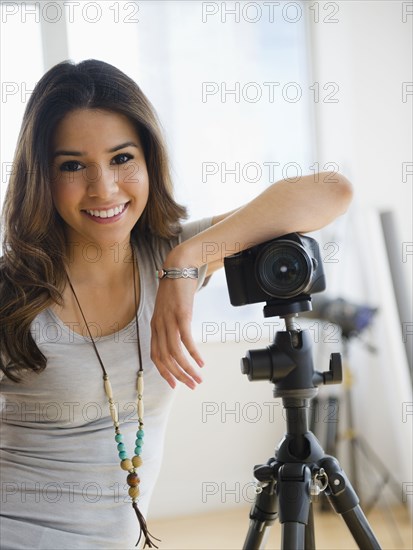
left=0, top=218, right=212, bottom=549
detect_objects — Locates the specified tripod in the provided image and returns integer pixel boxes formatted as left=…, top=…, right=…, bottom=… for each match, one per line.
left=240, top=300, right=382, bottom=550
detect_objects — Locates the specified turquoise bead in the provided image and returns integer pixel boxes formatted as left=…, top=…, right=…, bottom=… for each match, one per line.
left=134, top=446, right=142, bottom=455
left=119, top=450, right=128, bottom=460
left=117, top=443, right=125, bottom=452
left=115, top=434, right=123, bottom=443
left=137, top=429, right=144, bottom=438
left=135, top=438, right=144, bottom=447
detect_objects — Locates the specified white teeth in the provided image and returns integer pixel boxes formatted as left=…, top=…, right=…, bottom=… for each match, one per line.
left=86, top=203, right=127, bottom=218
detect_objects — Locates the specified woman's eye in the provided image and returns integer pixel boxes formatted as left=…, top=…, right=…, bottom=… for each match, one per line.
left=112, top=153, right=133, bottom=165
left=60, top=161, right=83, bottom=172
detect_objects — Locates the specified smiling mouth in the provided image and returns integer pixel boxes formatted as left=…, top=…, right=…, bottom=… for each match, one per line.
left=83, top=202, right=129, bottom=219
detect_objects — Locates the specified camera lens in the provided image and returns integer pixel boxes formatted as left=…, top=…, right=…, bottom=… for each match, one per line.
left=255, top=241, right=313, bottom=299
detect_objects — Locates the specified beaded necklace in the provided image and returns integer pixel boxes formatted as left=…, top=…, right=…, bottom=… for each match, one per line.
left=66, top=245, right=159, bottom=549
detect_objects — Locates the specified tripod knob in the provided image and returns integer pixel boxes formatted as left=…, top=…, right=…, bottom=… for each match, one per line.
left=241, top=357, right=250, bottom=375
left=323, top=353, right=342, bottom=385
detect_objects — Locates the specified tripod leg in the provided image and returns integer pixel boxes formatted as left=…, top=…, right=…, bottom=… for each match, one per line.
left=309, top=397, right=319, bottom=434
left=341, top=506, right=382, bottom=548
left=325, top=397, right=339, bottom=458
left=282, top=504, right=315, bottom=550
left=321, top=396, right=339, bottom=512
left=320, top=456, right=382, bottom=550
left=282, top=523, right=306, bottom=549
left=243, top=480, right=278, bottom=550
left=278, top=464, right=312, bottom=550
left=304, top=503, right=315, bottom=549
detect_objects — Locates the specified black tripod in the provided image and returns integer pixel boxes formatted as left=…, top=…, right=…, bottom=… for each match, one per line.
left=240, top=299, right=382, bottom=550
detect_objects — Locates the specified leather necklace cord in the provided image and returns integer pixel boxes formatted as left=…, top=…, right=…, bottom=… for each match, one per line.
left=65, top=242, right=159, bottom=548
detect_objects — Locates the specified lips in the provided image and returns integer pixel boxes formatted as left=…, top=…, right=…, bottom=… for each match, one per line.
left=81, top=201, right=130, bottom=223
left=84, top=202, right=128, bottom=219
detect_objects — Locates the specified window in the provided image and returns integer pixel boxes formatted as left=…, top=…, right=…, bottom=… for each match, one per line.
left=0, top=2, right=44, bottom=207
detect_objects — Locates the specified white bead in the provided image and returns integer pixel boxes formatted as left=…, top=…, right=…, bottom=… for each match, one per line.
left=137, top=400, right=144, bottom=419
left=104, top=378, right=114, bottom=399
left=137, top=375, right=144, bottom=395
left=109, top=402, right=118, bottom=423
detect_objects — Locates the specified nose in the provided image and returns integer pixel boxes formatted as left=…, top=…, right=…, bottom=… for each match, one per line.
left=86, top=163, right=119, bottom=199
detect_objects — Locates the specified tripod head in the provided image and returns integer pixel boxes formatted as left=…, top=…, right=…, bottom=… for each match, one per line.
left=263, top=295, right=312, bottom=318
left=241, top=299, right=342, bottom=399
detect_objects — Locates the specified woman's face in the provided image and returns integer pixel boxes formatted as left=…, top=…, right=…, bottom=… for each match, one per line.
left=50, top=108, right=149, bottom=249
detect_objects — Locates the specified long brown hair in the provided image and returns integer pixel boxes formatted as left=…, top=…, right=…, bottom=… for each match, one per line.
left=0, top=59, right=187, bottom=381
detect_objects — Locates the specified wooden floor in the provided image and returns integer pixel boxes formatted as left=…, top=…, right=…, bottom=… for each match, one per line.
left=150, top=504, right=413, bottom=549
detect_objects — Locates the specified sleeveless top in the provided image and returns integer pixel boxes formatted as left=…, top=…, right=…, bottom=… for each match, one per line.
left=0, top=218, right=212, bottom=549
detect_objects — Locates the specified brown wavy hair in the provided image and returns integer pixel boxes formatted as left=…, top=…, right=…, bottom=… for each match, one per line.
left=0, top=59, right=187, bottom=381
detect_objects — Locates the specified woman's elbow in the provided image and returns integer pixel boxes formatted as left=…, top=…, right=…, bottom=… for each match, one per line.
left=335, top=173, right=354, bottom=215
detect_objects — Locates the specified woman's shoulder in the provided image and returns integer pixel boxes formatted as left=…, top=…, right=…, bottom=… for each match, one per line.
left=179, top=216, right=214, bottom=243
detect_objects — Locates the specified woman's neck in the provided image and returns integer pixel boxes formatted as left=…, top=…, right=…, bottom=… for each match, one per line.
left=64, top=236, right=135, bottom=288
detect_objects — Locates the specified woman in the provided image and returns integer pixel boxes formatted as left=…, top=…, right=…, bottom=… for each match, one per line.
left=0, top=59, right=353, bottom=549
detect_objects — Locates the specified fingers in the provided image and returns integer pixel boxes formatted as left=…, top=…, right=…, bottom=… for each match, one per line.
left=180, top=324, right=205, bottom=368
left=151, top=316, right=204, bottom=390
left=150, top=277, right=205, bottom=390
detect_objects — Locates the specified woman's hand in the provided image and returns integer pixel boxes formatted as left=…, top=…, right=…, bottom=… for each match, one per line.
left=150, top=274, right=204, bottom=390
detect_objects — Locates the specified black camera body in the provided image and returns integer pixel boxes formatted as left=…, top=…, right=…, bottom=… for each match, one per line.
left=224, top=233, right=326, bottom=307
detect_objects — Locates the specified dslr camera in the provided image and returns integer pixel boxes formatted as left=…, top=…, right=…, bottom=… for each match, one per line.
left=224, top=233, right=325, bottom=307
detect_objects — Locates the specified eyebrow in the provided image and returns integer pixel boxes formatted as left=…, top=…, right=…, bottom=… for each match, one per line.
left=52, top=141, right=139, bottom=158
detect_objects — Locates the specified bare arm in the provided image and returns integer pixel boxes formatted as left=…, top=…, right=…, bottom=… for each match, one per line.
left=150, top=172, right=353, bottom=389
left=166, top=172, right=353, bottom=274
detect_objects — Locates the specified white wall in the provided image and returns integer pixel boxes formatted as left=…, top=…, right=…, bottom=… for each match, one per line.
left=308, top=0, right=412, bottom=288
left=307, top=0, right=413, bottom=515
left=149, top=341, right=287, bottom=518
